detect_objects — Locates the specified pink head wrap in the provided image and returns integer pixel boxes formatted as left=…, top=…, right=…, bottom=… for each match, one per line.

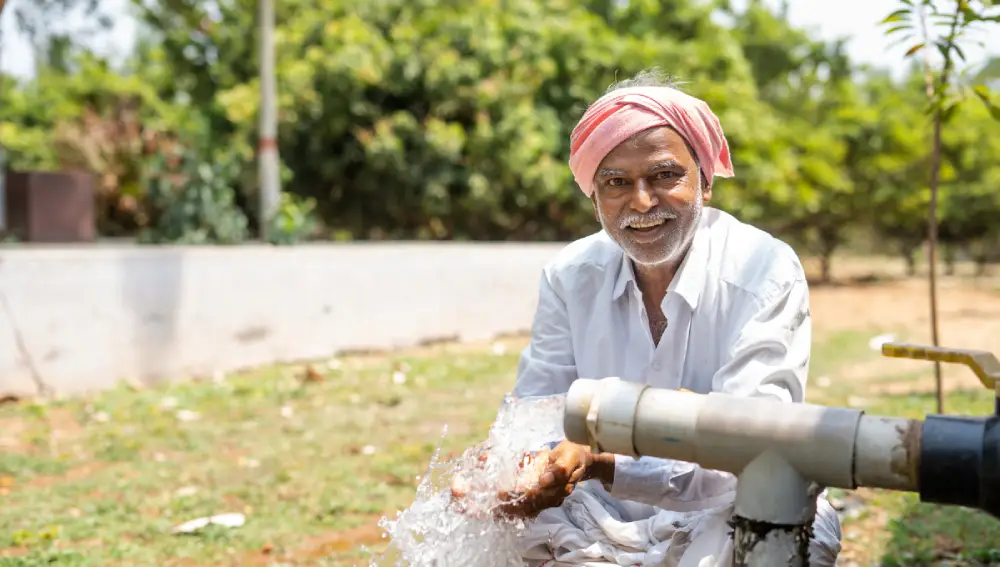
left=569, top=86, right=735, bottom=196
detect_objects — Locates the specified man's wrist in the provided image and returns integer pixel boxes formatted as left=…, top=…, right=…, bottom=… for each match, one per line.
left=586, top=451, right=616, bottom=487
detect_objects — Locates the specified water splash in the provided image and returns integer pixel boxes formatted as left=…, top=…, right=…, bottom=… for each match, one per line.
left=368, top=394, right=567, bottom=567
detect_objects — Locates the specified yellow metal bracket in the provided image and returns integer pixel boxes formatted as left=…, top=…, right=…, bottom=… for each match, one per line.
left=881, top=342, right=1000, bottom=397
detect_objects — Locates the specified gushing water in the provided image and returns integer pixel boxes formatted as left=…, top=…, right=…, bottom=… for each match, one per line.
left=368, top=394, right=567, bottom=567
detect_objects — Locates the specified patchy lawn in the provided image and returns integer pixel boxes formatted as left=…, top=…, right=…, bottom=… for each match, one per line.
left=0, top=340, right=521, bottom=566
left=3, top=277, right=1000, bottom=566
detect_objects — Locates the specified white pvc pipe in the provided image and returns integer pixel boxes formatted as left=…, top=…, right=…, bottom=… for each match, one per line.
left=733, top=450, right=815, bottom=567
left=564, top=378, right=921, bottom=493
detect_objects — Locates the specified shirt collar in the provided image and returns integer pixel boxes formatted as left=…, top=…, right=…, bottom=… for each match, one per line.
left=612, top=219, right=709, bottom=310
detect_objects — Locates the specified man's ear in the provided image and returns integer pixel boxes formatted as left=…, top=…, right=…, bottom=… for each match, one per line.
left=590, top=193, right=599, bottom=221
left=701, top=173, right=713, bottom=204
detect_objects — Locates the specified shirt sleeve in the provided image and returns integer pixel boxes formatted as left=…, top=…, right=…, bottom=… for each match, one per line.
left=511, top=266, right=578, bottom=398
left=610, top=274, right=812, bottom=512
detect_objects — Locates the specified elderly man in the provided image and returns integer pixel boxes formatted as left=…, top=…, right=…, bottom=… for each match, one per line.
left=455, top=70, right=842, bottom=565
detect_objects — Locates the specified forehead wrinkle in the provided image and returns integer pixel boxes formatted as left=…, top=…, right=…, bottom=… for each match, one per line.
left=624, top=125, right=698, bottom=164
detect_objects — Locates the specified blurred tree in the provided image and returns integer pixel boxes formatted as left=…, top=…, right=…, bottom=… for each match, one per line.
left=0, top=53, right=186, bottom=235
left=881, top=0, right=1000, bottom=413
left=939, top=100, right=1000, bottom=276
left=3, top=0, right=998, bottom=262
left=5, top=0, right=113, bottom=73
left=863, top=73, right=931, bottom=275
left=129, top=0, right=760, bottom=240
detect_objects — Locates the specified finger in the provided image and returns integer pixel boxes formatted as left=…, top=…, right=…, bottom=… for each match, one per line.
left=542, top=452, right=578, bottom=488
left=498, top=494, right=542, bottom=519
left=513, top=492, right=565, bottom=519
left=498, top=488, right=527, bottom=503
left=537, top=470, right=556, bottom=488
left=567, top=463, right=588, bottom=485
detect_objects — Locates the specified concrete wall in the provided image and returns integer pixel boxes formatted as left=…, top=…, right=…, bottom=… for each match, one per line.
left=0, top=242, right=565, bottom=397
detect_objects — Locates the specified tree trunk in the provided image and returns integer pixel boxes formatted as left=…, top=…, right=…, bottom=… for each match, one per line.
left=928, top=115, right=944, bottom=415
left=943, top=245, right=956, bottom=276
left=901, top=242, right=918, bottom=276
left=818, top=227, right=839, bottom=285
left=820, top=253, right=832, bottom=284
left=975, top=254, right=990, bottom=277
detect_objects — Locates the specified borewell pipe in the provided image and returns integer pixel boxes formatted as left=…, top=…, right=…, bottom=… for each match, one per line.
left=565, top=378, right=922, bottom=493
left=563, top=378, right=923, bottom=567
left=562, top=341, right=1000, bottom=565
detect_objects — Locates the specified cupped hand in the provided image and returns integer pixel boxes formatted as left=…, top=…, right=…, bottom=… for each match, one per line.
left=497, top=440, right=613, bottom=519
left=449, top=440, right=614, bottom=520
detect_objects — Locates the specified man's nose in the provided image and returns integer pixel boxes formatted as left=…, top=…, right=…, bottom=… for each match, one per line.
left=630, top=179, right=658, bottom=212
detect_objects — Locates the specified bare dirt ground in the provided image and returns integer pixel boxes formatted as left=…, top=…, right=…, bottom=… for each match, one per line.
left=807, top=257, right=1000, bottom=395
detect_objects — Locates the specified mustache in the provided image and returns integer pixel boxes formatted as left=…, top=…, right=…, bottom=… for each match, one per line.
left=618, top=208, right=678, bottom=229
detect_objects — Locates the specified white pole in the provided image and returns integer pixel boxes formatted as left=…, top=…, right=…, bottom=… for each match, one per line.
left=0, top=145, right=6, bottom=233
left=258, top=0, right=280, bottom=242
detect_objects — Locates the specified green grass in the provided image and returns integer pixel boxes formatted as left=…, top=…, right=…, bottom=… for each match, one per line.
left=846, top=388, right=1000, bottom=567
left=2, top=333, right=1000, bottom=566
left=0, top=348, right=515, bottom=566
left=808, top=328, right=1000, bottom=567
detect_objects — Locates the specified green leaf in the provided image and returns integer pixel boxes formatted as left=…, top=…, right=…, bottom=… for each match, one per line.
left=953, top=42, right=966, bottom=62
left=905, top=43, right=926, bottom=57
left=936, top=41, right=950, bottom=61
left=885, top=24, right=911, bottom=35
left=972, top=85, right=1000, bottom=122
left=973, top=85, right=992, bottom=103
left=959, top=1, right=980, bottom=22
left=881, top=8, right=911, bottom=24
left=941, top=101, right=960, bottom=123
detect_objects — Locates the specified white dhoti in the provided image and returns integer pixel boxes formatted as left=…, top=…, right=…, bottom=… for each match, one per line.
left=520, top=481, right=841, bottom=567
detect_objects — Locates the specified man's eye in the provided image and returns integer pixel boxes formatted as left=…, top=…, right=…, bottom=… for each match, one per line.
left=606, top=178, right=627, bottom=187
left=654, top=171, right=677, bottom=180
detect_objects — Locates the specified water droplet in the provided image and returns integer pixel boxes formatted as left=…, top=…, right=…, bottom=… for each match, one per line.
left=367, top=394, right=567, bottom=567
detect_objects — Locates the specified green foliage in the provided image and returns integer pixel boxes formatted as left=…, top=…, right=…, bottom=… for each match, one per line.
left=139, top=140, right=249, bottom=245
left=882, top=0, right=1000, bottom=121
left=0, top=53, right=198, bottom=236
left=883, top=496, right=1000, bottom=566
left=127, top=0, right=765, bottom=240
left=267, top=193, right=320, bottom=245
left=0, top=0, right=999, bottom=262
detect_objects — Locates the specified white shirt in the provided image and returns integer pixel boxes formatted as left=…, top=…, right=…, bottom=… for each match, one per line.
left=512, top=207, right=841, bottom=564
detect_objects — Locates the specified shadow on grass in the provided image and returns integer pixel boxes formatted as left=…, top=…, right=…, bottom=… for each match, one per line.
left=881, top=496, right=1000, bottom=566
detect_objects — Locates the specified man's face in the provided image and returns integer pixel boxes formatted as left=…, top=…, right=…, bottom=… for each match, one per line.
left=591, top=126, right=710, bottom=267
